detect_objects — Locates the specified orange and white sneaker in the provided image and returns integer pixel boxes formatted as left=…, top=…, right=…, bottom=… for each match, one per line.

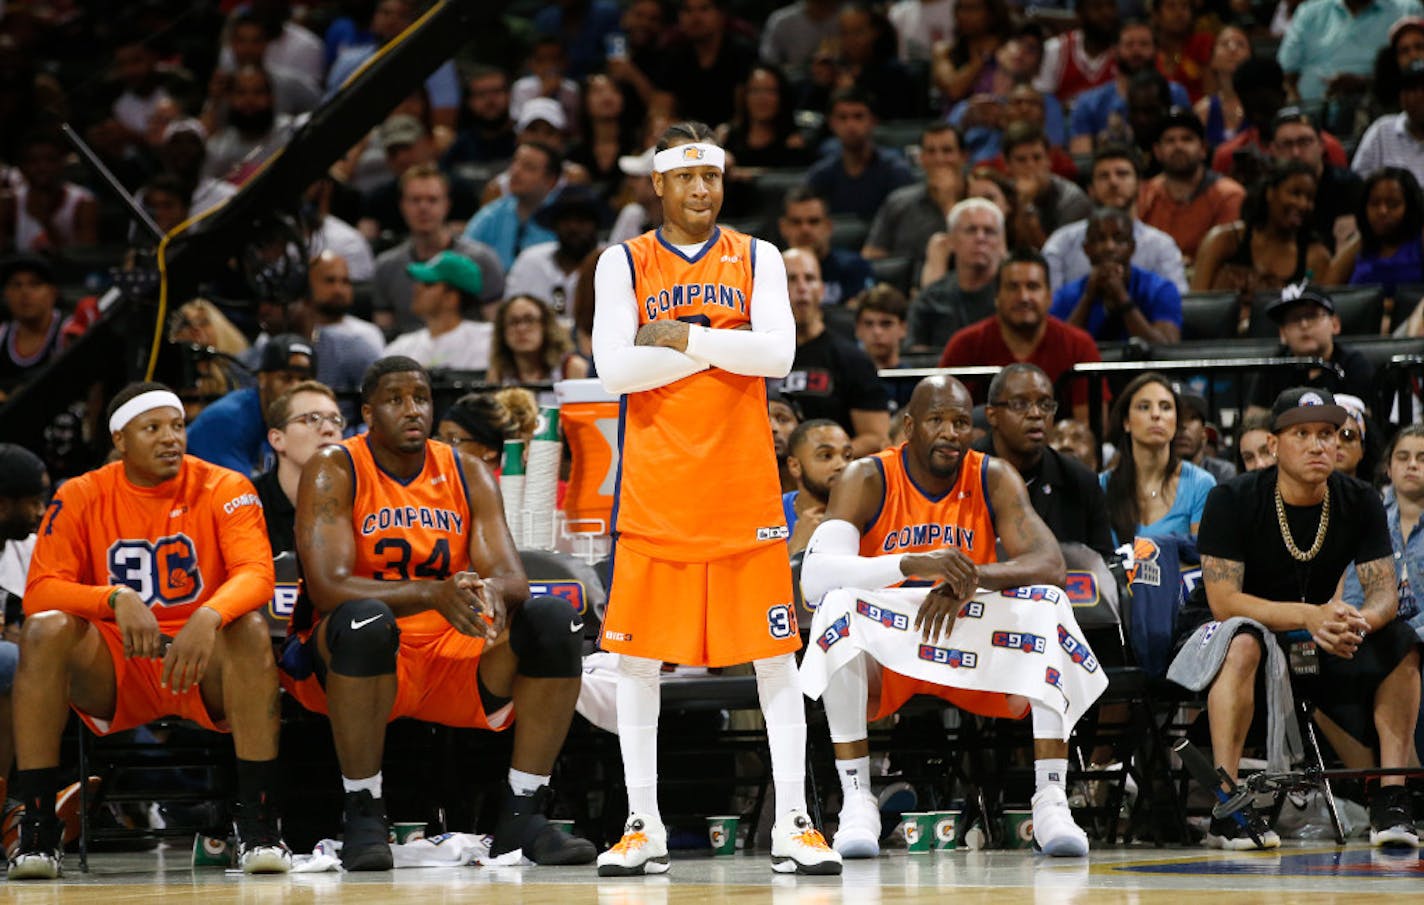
left=771, top=809, right=842, bottom=875
left=597, top=813, right=670, bottom=877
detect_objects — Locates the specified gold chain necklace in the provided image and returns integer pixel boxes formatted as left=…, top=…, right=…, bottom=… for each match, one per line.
left=1275, top=480, right=1330, bottom=562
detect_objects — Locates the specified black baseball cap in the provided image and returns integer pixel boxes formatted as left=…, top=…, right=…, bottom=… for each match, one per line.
left=0, top=253, right=55, bottom=286
left=259, top=334, right=316, bottom=374
left=1156, top=106, right=1204, bottom=144
left=1177, top=389, right=1210, bottom=423
left=1271, top=386, right=1348, bottom=432
left=1265, top=282, right=1335, bottom=322
left=1269, top=105, right=1317, bottom=141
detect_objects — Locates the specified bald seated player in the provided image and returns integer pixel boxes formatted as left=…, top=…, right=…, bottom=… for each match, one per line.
left=800, top=376, right=1105, bottom=858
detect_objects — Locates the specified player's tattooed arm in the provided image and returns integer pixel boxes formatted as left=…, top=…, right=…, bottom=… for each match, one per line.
left=1200, top=556, right=1244, bottom=589
left=976, top=458, right=1065, bottom=590
left=635, top=319, right=691, bottom=351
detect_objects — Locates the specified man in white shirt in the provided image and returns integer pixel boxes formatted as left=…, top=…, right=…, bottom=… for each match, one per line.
left=1353, top=59, right=1424, bottom=179
left=1041, top=144, right=1186, bottom=292
left=505, top=185, right=606, bottom=324
left=887, top=0, right=954, bottom=63
left=384, top=251, right=492, bottom=372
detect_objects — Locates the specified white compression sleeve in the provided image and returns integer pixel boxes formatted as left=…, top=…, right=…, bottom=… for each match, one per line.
left=682, top=239, right=795, bottom=378
left=754, top=652, right=807, bottom=816
left=1031, top=702, right=1067, bottom=741
left=591, top=245, right=709, bottom=394
left=823, top=651, right=870, bottom=744
left=801, top=519, right=907, bottom=606
left=616, top=654, right=663, bottom=821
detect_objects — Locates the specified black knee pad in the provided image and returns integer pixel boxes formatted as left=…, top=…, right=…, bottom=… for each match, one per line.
left=509, top=595, right=582, bottom=679
left=325, top=599, right=399, bottom=677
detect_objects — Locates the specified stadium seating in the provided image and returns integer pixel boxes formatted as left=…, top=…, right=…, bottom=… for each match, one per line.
left=1178, top=291, right=1242, bottom=341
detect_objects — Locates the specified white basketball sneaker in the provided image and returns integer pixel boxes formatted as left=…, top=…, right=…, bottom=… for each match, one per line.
left=832, top=792, right=881, bottom=858
left=771, top=809, right=842, bottom=874
left=1031, top=786, right=1089, bottom=857
left=597, top=813, right=670, bottom=877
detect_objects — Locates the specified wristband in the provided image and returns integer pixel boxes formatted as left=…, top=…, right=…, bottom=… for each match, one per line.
left=108, top=587, right=122, bottom=610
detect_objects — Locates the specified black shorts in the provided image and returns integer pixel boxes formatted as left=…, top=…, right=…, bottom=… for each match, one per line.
left=1296, top=617, right=1419, bottom=746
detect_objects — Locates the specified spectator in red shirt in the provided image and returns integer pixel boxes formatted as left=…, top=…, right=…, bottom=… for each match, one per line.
left=1151, top=0, right=1214, bottom=102
left=938, top=248, right=1101, bottom=421
left=1210, top=57, right=1348, bottom=183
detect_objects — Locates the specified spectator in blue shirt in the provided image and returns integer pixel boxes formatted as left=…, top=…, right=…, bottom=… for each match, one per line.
left=325, top=0, right=460, bottom=136
left=533, top=0, right=624, bottom=79
left=1068, top=20, right=1191, bottom=155
left=806, top=87, right=915, bottom=222
left=463, top=142, right=561, bottom=270
left=187, top=335, right=315, bottom=476
left=1050, top=207, right=1182, bottom=343
left=778, top=186, right=876, bottom=307
left=1279, top=0, right=1424, bottom=106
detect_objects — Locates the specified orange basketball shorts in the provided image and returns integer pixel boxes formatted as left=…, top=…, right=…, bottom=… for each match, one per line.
left=280, top=624, right=512, bottom=730
left=77, top=619, right=223, bottom=736
left=601, top=540, right=801, bottom=667
left=871, top=668, right=1029, bottom=723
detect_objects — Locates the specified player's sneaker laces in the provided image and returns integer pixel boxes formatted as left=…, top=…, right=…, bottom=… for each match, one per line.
left=597, top=813, right=670, bottom=876
left=1369, top=785, right=1419, bottom=848
left=1031, top=786, right=1089, bottom=857
left=832, top=792, right=881, bottom=858
left=1204, top=814, right=1280, bottom=851
left=490, top=785, right=596, bottom=865
left=232, top=796, right=292, bottom=874
left=3, top=776, right=101, bottom=860
left=7, top=812, right=62, bottom=880
left=340, top=789, right=392, bottom=871
left=771, top=809, right=842, bottom=874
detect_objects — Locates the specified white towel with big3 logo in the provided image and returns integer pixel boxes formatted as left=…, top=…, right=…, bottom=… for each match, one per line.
left=798, top=585, right=1109, bottom=737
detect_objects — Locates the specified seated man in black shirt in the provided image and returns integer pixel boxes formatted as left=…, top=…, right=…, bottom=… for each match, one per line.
left=1185, top=387, right=1419, bottom=850
left=1245, top=283, right=1375, bottom=420
left=978, top=364, right=1114, bottom=559
left=782, top=248, right=890, bottom=456
left=255, top=381, right=346, bottom=555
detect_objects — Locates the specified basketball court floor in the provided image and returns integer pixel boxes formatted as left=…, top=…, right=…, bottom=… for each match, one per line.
left=12, top=844, right=1423, bottom=904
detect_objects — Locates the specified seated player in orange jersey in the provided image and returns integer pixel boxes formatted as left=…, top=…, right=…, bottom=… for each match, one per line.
left=11, top=382, right=288, bottom=880
left=800, top=376, right=1105, bottom=858
left=284, top=356, right=594, bottom=870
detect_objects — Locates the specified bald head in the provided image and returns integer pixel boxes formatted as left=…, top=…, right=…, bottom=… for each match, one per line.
left=907, top=375, right=973, bottom=419
left=309, top=250, right=353, bottom=318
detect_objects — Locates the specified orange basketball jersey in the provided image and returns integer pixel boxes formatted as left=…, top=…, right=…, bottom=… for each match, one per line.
left=26, top=457, right=274, bottom=630
left=612, top=227, right=785, bottom=561
left=342, top=434, right=472, bottom=637
left=860, top=445, right=999, bottom=576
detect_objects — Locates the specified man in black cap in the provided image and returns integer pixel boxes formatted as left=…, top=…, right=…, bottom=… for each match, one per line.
left=1175, top=390, right=1238, bottom=485
left=1184, top=386, right=1419, bottom=850
left=504, top=185, right=606, bottom=323
left=1138, top=107, right=1246, bottom=263
left=1266, top=107, right=1363, bottom=253
left=1354, top=59, right=1424, bottom=179
left=1244, top=283, right=1375, bottom=420
left=187, top=334, right=315, bottom=476
left=0, top=255, right=66, bottom=402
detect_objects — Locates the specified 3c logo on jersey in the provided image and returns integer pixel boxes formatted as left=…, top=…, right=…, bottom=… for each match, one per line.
left=767, top=604, right=796, bottom=640
left=107, top=533, right=204, bottom=606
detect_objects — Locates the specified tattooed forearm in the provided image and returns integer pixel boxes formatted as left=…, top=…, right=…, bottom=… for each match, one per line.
left=1357, top=556, right=1398, bottom=621
left=1201, top=556, right=1244, bottom=588
left=314, top=495, right=342, bottom=525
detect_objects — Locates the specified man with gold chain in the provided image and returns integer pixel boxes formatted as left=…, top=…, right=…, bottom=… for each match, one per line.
left=1181, top=387, right=1421, bottom=850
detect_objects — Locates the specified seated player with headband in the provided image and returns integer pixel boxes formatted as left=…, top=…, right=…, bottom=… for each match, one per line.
left=799, top=375, right=1106, bottom=858
left=11, top=382, right=289, bottom=879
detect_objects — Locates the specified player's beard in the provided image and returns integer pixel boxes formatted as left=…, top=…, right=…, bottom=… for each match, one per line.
left=801, top=475, right=833, bottom=506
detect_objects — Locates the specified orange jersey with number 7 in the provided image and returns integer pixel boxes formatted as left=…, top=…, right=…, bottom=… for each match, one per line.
left=613, top=226, right=786, bottom=561
left=25, top=457, right=274, bottom=630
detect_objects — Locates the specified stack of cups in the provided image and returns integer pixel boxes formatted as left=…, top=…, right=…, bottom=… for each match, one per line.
left=500, top=439, right=526, bottom=547
left=902, top=811, right=959, bottom=852
left=523, top=406, right=562, bottom=550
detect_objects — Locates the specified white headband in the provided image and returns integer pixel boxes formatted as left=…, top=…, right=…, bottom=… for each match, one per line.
left=653, top=142, right=725, bottom=174
left=109, top=390, right=185, bottom=434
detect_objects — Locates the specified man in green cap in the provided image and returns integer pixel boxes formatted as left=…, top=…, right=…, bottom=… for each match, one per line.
left=385, top=250, right=492, bottom=372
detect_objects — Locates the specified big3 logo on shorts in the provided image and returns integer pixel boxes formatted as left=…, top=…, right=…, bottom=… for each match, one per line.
left=107, top=533, right=204, bottom=606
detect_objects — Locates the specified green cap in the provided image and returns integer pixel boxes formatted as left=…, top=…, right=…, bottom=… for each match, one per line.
left=406, top=251, right=483, bottom=297
left=502, top=438, right=526, bottom=476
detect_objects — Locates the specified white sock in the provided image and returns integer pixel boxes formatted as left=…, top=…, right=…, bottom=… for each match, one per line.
left=823, top=653, right=869, bottom=745
left=508, top=768, right=550, bottom=797
left=343, top=772, right=382, bottom=799
left=754, top=652, right=807, bottom=816
left=835, top=757, right=872, bottom=803
left=617, top=655, right=663, bottom=824
left=1036, top=758, right=1069, bottom=794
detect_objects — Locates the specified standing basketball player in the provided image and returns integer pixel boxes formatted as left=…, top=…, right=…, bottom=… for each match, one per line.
left=287, top=356, right=595, bottom=870
left=591, top=122, right=840, bottom=875
left=12, top=382, right=288, bottom=879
